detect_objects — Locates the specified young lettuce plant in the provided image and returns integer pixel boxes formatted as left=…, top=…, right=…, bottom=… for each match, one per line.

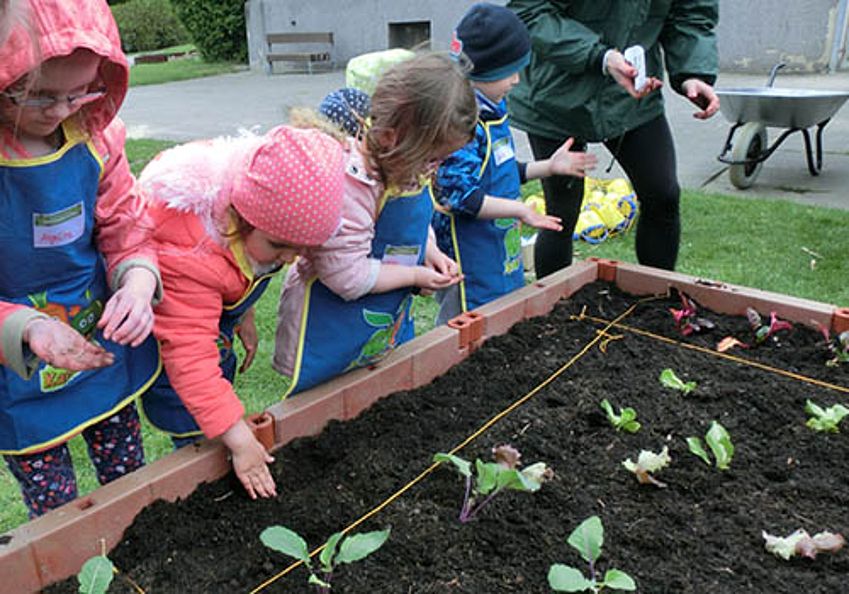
left=548, top=516, right=636, bottom=592
left=805, top=399, right=849, bottom=433
left=77, top=553, right=115, bottom=594
left=659, top=368, right=697, bottom=395
left=260, top=526, right=390, bottom=592
left=622, top=446, right=670, bottom=488
left=599, top=399, right=640, bottom=433
left=686, top=421, right=734, bottom=470
left=763, top=528, right=846, bottom=560
left=433, top=445, right=553, bottom=523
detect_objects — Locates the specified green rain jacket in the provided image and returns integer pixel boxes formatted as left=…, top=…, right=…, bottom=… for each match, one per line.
left=506, top=0, right=719, bottom=142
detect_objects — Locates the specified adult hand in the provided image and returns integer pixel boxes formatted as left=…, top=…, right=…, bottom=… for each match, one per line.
left=681, top=78, right=720, bottom=119
left=221, top=418, right=277, bottom=500
left=606, top=50, right=663, bottom=99
left=548, top=137, right=599, bottom=178
left=236, top=307, right=258, bottom=373
left=99, top=267, right=157, bottom=347
left=25, top=317, right=115, bottom=370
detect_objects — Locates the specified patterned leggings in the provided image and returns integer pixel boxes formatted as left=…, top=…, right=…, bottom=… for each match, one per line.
left=3, top=403, right=145, bottom=518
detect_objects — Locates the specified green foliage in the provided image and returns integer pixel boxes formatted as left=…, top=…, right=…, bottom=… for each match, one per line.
left=659, top=368, right=697, bottom=395
left=170, top=0, right=247, bottom=62
left=260, top=525, right=390, bottom=591
left=548, top=516, right=636, bottom=592
left=111, top=0, right=189, bottom=53
left=805, top=400, right=849, bottom=433
left=599, top=399, right=640, bottom=433
left=686, top=421, right=734, bottom=470
left=77, top=555, right=115, bottom=594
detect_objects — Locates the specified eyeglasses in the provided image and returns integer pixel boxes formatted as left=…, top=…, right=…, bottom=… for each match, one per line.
left=0, top=87, right=107, bottom=109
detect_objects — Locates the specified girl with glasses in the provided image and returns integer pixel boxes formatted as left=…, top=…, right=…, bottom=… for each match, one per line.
left=0, top=0, right=161, bottom=518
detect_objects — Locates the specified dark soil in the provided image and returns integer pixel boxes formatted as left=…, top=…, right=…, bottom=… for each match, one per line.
left=47, top=283, right=849, bottom=593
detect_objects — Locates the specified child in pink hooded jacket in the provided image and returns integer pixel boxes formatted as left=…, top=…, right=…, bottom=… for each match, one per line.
left=0, top=0, right=161, bottom=517
left=138, top=125, right=346, bottom=499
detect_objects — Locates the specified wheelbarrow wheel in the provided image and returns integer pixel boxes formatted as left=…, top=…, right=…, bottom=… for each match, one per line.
left=728, top=122, right=767, bottom=189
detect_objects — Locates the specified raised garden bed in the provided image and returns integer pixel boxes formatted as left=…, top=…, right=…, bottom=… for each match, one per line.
left=3, top=261, right=848, bottom=592
left=44, top=267, right=849, bottom=592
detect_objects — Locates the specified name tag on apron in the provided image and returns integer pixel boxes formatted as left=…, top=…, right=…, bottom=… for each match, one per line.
left=33, top=202, right=85, bottom=248
left=492, top=136, right=515, bottom=167
left=382, top=244, right=420, bottom=267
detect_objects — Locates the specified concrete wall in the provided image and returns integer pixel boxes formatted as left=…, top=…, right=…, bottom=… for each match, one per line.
left=246, top=0, right=849, bottom=75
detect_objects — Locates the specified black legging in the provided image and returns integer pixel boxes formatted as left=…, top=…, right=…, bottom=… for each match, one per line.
left=528, top=114, right=680, bottom=277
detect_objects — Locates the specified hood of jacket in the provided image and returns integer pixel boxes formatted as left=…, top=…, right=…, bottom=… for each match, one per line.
left=0, top=0, right=129, bottom=134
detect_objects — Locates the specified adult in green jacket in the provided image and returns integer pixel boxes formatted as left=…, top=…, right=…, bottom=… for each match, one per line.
left=507, top=0, right=719, bottom=276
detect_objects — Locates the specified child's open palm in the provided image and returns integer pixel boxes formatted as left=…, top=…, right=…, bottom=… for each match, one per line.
left=548, top=137, right=598, bottom=178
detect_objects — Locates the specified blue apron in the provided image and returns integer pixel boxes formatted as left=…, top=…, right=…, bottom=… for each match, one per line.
left=285, top=182, right=433, bottom=396
left=0, top=124, right=161, bottom=454
left=141, top=268, right=276, bottom=438
left=449, top=113, right=524, bottom=313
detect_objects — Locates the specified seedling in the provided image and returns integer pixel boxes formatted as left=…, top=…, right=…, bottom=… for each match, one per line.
left=815, top=325, right=849, bottom=367
left=668, top=292, right=714, bottom=336
left=763, top=528, right=846, bottom=560
left=599, top=399, right=641, bottom=433
left=747, top=307, right=793, bottom=344
left=659, top=368, right=697, bottom=395
left=77, top=554, right=115, bottom=594
left=260, top=526, right=390, bottom=592
left=548, top=516, right=636, bottom=592
left=805, top=399, right=849, bottom=433
left=433, top=445, right=553, bottom=523
left=686, top=421, right=734, bottom=470
left=622, top=446, right=670, bottom=488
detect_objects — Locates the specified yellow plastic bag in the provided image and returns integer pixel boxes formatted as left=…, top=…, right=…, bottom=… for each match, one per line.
left=575, top=177, right=638, bottom=243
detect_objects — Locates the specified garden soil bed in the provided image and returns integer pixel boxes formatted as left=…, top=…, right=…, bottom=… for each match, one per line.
left=48, top=282, right=849, bottom=593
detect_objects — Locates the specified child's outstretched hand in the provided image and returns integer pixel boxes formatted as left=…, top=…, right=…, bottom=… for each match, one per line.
left=548, top=137, right=598, bottom=178
left=25, top=317, right=115, bottom=370
left=519, top=204, right=562, bottom=231
left=99, top=268, right=157, bottom=347
left=221, top=418, right=277, bottom=500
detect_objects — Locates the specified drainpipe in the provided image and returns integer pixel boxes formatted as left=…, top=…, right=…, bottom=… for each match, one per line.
left=829, top=0, right=849, bottom=72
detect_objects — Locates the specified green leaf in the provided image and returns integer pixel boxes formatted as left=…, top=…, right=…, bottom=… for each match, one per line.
left=475, top=460, right=500, bottom=495
left=600, top=399, right=619, bottom=424
left=335, top=528, right=390, bottom=565
left=602, top=569, right=637, bottom=591
left=659, top=368, right=696, bottom=394
left=433, top=452, right=471, bottom=477
left=686, top=437, right=711, bottom=466
left=260, top=526, right=310, bottom=564
left=77, top=556, right=115, bottom=594
left=805, top=400, right=849, bottom=433
left=547, top=564, right=594, bottom=592
left=519, top=461, right=551, bottom=490
left=567, top=516, right=603, bottom=563
left=705, top=421, right=734, bottom=470
left=362, top=309, right=394, bottom=327
left=600, top=400, right=641, bottom=433
left=319, top=531, right=344, bottom=573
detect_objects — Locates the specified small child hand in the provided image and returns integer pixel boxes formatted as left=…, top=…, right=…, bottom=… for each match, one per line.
left=414, top=266, right=463, bottom=292
left=548, top=137, right=598, bottom=178
left=236, top=308, right=258, bottom=373
left=99, top=268, right=156, bottom=347
left=222, top=418, right=277, bottom=500
left=520, top=205, right=563, bottom=231
left=25, top=317, right=115, bottom=370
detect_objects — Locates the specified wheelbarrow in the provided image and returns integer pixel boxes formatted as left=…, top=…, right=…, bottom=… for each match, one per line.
left=715, top=63, right=849, bottom=188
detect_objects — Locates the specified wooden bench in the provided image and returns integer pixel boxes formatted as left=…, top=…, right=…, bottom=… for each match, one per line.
left=265, top=32, right=334, bottom=74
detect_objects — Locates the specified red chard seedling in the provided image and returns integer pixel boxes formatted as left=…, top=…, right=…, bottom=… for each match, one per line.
left=668, top=292, right=715, bottom=336
left=815, top=324, right=849, bottom=367
left=747, top=307, right=793, bottom=344
left=433, top=445, right=553, bottom=523
left=548, top=516, right=636, bottom=592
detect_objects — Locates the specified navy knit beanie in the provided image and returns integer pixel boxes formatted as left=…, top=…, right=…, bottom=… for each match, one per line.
left=450, top=3, right=531, bottom=82
left=319, top=87, right=371, bottom=137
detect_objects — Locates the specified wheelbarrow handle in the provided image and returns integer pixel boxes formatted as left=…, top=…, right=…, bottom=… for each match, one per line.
left=767, top=62, right=786, bottom=88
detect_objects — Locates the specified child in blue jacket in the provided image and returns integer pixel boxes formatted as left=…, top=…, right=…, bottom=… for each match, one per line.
left=432, top=3, right=597, bottom=324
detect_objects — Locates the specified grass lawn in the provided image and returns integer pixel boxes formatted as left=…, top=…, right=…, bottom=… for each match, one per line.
left=129, top=44, right=242, bottom=87
left=1, top=147, right=847, bottom=533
